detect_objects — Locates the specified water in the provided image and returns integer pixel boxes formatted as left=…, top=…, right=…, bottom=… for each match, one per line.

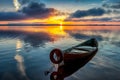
left=0, top=26, right=120, bottom=80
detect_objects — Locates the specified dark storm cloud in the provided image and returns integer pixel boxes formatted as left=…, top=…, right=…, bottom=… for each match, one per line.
left=19, top=2, right=57, bottom=18
left=69, top=8, right=106, bottom=18
left=0, top=12, right=27, bottom=21
left=0, top=1, right=57, bottom=21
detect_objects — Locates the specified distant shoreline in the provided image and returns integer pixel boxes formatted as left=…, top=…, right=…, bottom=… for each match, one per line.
left=0, top=24, right=120, bottom=26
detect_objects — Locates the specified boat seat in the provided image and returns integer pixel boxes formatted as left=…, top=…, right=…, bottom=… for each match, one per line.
left=73, top=47, right=91, bottom=52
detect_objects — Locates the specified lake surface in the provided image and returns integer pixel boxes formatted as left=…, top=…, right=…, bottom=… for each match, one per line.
left=0, top=26, right=120, bottom=80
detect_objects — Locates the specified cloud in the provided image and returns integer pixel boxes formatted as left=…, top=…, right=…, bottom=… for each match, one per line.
left=102, top=0, right=110, bottom=4
left=69, top=8, right=106, bottom=18
left=102, top=2, right=120, bottom=15
left=0, top=12, right=27, bottom=21
left=65, top=17, right=113, bottom=22
left=13, top=0, right=21, bottom=11
left=0, top=1, right=58, bottom=21
left=19, top=2, right=57, bottom=18
left=103, top=2, right=120, bottom=9
left=90, top=17, right=112, bottom=21
left=19, top=0, right=30, bottom=5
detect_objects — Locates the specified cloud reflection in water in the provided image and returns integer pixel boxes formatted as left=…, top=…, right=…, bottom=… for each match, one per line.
left=0, top=26, right=120, bottom=80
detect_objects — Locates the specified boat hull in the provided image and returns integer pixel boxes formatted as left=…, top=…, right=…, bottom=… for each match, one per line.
left=59, top=48, right=98, bottom=78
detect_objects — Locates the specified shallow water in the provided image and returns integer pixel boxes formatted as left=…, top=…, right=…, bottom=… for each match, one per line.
left=0, top=26, right=120, bottom=80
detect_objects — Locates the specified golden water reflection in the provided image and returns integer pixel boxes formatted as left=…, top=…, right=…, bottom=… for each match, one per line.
left=0, top=26, right=120, bottom=33
left=0, top=26, right=120, bottom=42
left=0, top=26, right=120, bottom=41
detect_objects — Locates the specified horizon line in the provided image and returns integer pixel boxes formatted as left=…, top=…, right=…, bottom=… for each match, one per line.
left=0, top=23, right=120, bottom=26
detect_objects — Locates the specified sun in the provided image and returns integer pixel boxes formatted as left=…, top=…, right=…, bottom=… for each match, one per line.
left=46, top=15, right=67, bottom=24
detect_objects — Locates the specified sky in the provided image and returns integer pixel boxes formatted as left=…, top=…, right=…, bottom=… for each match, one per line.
left=0, top=0, right=120, bottom=24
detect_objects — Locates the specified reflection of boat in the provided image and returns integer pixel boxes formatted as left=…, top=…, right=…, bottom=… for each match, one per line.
left=50, top=38, right=98, bottom=80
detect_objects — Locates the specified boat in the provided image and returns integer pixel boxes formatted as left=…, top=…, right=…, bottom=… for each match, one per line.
left=50, top=38, right=98, bottom=80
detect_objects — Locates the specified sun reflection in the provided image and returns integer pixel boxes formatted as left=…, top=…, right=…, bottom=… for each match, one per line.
left=60, top=22, right=63, bottom=30
left=16, top=39, right=22, bottom=52
left=47, top=26, right=66, bottom=36
left=14, top=39, right=29, bottom=79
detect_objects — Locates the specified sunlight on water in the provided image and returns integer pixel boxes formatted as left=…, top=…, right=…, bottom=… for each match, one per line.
left=0, top=26, right=120, bottom=80
left=14, top=39, right=29, bottom=80
left=16, top=39, right=22, bottom=52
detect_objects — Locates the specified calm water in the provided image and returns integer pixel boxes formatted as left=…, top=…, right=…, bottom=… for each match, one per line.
left=0, top=26, right=120, bottom=80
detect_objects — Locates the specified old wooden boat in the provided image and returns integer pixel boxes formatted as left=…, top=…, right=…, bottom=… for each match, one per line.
left=50, top=38, right=98, bottom=80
